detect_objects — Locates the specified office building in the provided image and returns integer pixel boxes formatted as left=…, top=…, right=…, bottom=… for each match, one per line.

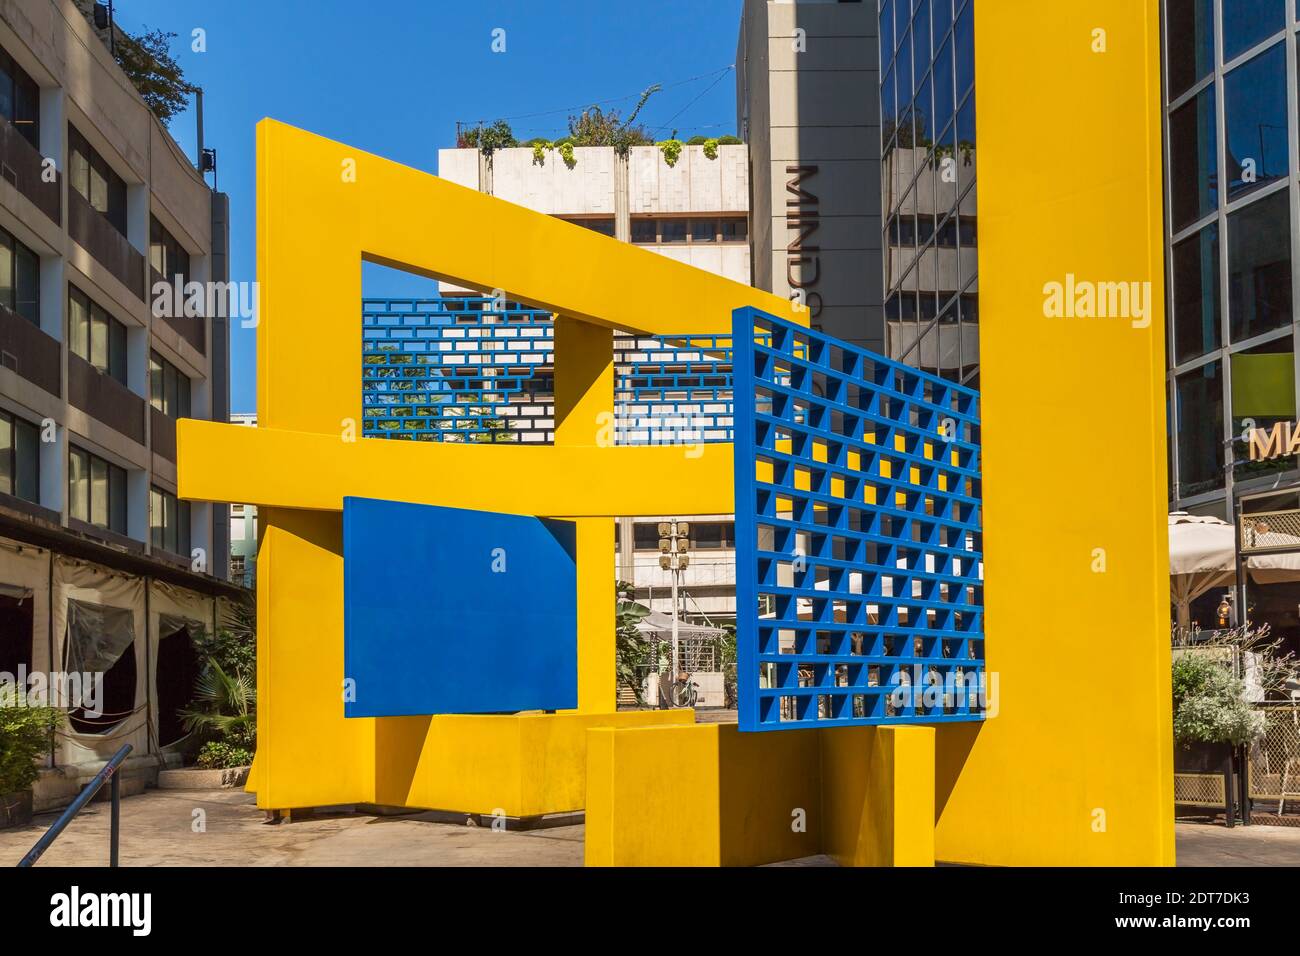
left=0, top=0, right=236, bottom=803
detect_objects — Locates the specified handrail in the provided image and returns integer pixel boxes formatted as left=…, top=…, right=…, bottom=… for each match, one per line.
left=17, top=743, right=132, bottom=868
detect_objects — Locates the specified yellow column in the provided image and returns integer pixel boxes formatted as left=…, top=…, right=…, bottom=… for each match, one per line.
left=933, top=0, right=1174, bottom=865
left=553, top=316, right=616, bottom=713
left=820, top=726, right=935, bottom=867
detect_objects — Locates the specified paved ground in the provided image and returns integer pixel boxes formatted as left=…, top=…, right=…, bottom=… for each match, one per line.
left=5, top=789, right=1300, bottom=866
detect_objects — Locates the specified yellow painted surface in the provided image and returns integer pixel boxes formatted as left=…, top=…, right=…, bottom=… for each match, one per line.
left=177, top=420, right=733, bottom=518
left=186, top=120, right=800, bottom=813
left=373, top=710, right=689, bottom=817
left=586, top=723, right=931, bottom=867
left=586, top=723, right=821, bottom=866
left=820, top=726, right=934, bottom=867
left=931, top=0, right=1174, bottom=866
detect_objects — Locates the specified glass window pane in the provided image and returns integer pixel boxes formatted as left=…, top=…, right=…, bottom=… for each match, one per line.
left=631, top=218, right=656, bottom=243
left=1169, top=85, right=1218, bottom=231
left=68, top=449, right=88, bottom=522
left=69, top=288, right=89, bottom=360
left=89, top=156, right=108, bottom=213
left=933, top=36, right=954, bottom=137
left=178, top=372, right=190, bottom=419
left=1222, top=0, right=1284, bottom=62
left=660, top=220, right=687, bottom=243
left=15, top=242, right=38, bottom=324
left=881, top=63, right=897, bottom=145
left=149, top=353, right=163, bottom=411
left=90, top=455, right=108, bottom=527
left=1224, top=42, right=1287, bottom=201
left=1172, top=224, right=1221, bottom=363
left=109, top=464, right=126, bottom=534
left=0, top=414, right=12, bottom=496
left=1230, top=338, right=1295, bottom=482
left=721, top=218, right=747, bottom=242
left=14, top=71, right=38, bottom=150
left=896, top=25, right=913, bottom=109
left=0, top=232, right=12, bottom=313
left=150, top=487, right=163, bottom=549
left=179, top=500, right=191, bottom=557
left=109, top=318, right=127, bottom=385
left=1175, top=361, right=1224, bottom=496
left=881, top=0, right=895, bottom=74
left=14, top=418, right=38, bottom=503
left=1166, top=0, right=1215, bottom=98
left=0, top=54, right=13, bottom=126
left=953, top=1, right=973, bottom=101
left=913, top=0, right=931, bottom=67
left=690, top=219, right=716, bottom=242
left=1228, top=189, right=1292, bottom=341
left=68, top=129, right=89, bottom=200
left=90, top=306, right=108, bottom=370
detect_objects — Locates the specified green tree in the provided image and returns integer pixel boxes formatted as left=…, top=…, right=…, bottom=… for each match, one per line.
left=567, top=85, right=659, bottom=153
left=113, top=28, right=193, bottom=124
left=459, top=120, right=519, bottom=153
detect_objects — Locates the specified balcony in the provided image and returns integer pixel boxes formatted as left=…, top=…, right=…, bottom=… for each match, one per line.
left=150, top=405, right=175, bottom=461
left=151, top=267, right=206, bottom=355
left=68, top=188, right=145, bottom=300
left=0, top=116, right=59, bottom=225
left=0, top=303, right=59, bottom=396
left=68, top=353, right=145, bottom=445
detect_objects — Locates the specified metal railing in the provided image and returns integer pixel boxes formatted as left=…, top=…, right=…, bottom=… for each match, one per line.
left=17, top=743, right=132, bottom=868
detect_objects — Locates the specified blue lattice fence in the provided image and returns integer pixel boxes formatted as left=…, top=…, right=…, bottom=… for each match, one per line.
left=363, top=298, right=735, bottom=444
left=732, top=307, right=985, bottom=731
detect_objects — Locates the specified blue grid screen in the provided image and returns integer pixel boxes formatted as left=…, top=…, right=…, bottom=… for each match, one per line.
left=732, top=308, right=985, bottom=732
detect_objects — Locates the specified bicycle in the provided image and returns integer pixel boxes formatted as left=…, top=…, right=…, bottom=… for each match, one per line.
left=660, top=670, right=699, bottom=709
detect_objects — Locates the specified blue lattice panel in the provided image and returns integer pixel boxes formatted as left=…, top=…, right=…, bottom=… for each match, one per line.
left=731, top=307, right=985, bottom=732
left=362, top=298, right=736, bottom=444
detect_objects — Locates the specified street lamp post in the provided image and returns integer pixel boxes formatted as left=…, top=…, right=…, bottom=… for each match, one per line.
left=658, top=520, right=690, bottom=705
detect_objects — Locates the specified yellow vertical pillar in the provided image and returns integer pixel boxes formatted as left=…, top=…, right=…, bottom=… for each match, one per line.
left=820, top=726, right=935, bottom=867
left=553, top=316, right=616, bottom=713
left=932, top=0, right=1174, bottom=865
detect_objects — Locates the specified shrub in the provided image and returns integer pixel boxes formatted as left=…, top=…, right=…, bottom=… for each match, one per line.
left=195, top=741, right=254, bottom=770
left=657, top=139, right=683, bottom=167
left=1171, top=654, right=1266, bottom=747
left=0, top=684, right=62, bottom=794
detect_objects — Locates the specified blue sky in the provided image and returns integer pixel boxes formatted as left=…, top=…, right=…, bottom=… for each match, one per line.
left=111, top=0, right=747, bottom=412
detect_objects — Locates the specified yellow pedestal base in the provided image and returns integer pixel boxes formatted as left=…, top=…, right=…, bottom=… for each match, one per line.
left=584, top=723, right=935, bottom=866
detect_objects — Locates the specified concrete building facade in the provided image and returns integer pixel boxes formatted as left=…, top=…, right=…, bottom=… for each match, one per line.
left=737, top=0, right=884, bottom=351
left=0, top=0, right=237, bottom=803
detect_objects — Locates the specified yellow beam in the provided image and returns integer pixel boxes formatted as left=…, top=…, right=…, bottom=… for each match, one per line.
left=177, top=419, right=734, bottom=518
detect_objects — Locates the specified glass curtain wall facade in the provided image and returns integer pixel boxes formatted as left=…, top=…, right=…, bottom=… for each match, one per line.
left=879, top=0, right=978, bottom=385
left=1165, top=0, right=1300, bottom=512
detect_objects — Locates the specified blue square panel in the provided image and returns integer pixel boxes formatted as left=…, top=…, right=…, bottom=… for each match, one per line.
left=342, top=497, right=577, bottom=717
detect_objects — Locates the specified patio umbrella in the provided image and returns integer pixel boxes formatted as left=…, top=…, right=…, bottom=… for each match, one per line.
left=1169, top=513, right=1236, bottom=631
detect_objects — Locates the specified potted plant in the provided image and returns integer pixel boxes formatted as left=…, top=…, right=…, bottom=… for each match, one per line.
left=0, top=683, right=62, bottom=829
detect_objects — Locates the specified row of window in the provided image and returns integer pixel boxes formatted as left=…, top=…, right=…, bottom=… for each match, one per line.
left=68, top=125, right=129, bottom=237
left=626, top=521, right=736, bottom=551
left=0, top=417, right=190, bottom=553
left=149, top=215, right=191, bottom=283
left=0, top=224, right=39, bottom=323
left=632, top=217, right=747, bottom=245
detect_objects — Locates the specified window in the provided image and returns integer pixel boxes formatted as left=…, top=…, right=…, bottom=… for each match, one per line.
left=560, top=217, right=614, bottom=237
left=68, top=125, right=128, bottom=236
left=0, top=410, right=39, bottom=503
left=0, top=226, right=39, bottom=324
left=1166, top=0, right=1215, bottom=98
left=691, top=522, right=734, bottom=550
left=1169, top=85, right=1218, bottom=231
left=149, top=215, right=191, bottom=283
left=230, top=554, right=245, bottom=577
left=1224, top=42, right=1287, bottom=200
left=68, top=445, right=127, bottom=534
left=150, top=485, right=190, bottom=557
left=1228, top=189, right=1292, bottom=342
left=69, top=285, right=128, bottom=385
left=691, top=219, right=717, bottom=243
left=953, top=0, right=974, bottom=101
left=631, top=218, right=657, bottom=243
left=660, top=219, right=687, bottom=244
left=721, top=218, right=747, bottom=242
left=1221, top=0, right=1283, bottom=63
left=0, top=45, right=39, bottom=149
left=149, top=351, right=191, bottom=418
left=1175, top=361, right=1224, bottom=496
left=633, top=523, right=661, bottom=551
left=1172, top=224, right=1221, bottom=363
